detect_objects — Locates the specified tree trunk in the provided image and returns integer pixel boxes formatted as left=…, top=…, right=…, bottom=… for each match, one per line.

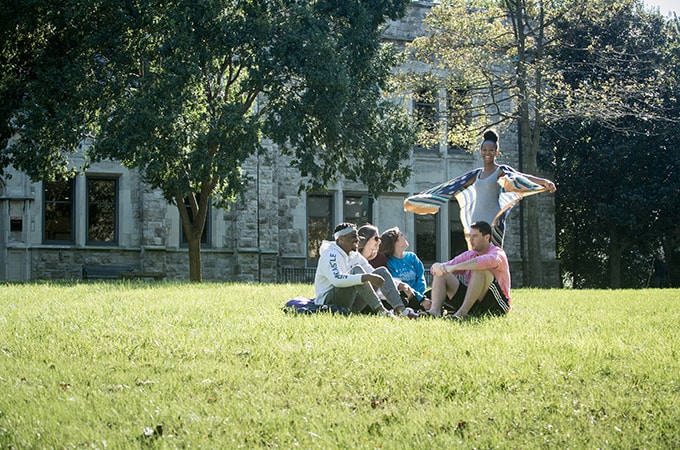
left=525, top=196, right=543, bottom=286
left=511, top=1, right=545, bottom=287
left=524, top=135, right=544, bottom=286
left=608, top=224, right=621, bottom=288
left=187, top=234, right=203, bottom=282
left=176, top=192, right=209, bottom=283
left=519, top=117, right=544, bottom=287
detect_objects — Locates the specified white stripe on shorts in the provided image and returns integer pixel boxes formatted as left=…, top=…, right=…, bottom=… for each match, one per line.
left=488, top=280, right=510, bottom=314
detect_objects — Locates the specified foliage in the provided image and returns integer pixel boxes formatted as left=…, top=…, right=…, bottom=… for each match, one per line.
left=550, top=122, right=680, bottom=288
left=404, top=0, right=679, bottom=287
left=545, top=0, right=680, bottom=287
left=402, top=0, right=582, bottom=286
left=1, top=282, right=679, bottom=448
left=0, top=0, right=415, bottom=281
left=0, top=0, right=90, bottom=180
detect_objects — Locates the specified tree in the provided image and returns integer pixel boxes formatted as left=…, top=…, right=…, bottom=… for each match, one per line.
left=1, top=0, right=415, bottom=281
left=403, top=0, right=578, bottom=286
left=546, top=3, right=680, bottom=287
left=400, top=0, right=670, bottom=286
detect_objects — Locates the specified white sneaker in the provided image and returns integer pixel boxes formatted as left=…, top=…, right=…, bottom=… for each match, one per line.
left=378, top=309, right=398, bottom=318
left=400, top=307, right=419, bottom=319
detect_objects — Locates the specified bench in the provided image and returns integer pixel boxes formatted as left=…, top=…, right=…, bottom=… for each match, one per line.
left=82, top=265, right=165, bottom=281
left=120, top=271, right=166, bottom=281
left=82, top=265, right=134, bottom=280
left=280, top=267, right=317, bottom=283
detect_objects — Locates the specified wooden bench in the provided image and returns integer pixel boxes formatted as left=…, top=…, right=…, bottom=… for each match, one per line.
left=120, top=271, right=166, bottom=281
left=82, top=265, right=134, bottom=280
left=82, top=265, right=165, bottom=281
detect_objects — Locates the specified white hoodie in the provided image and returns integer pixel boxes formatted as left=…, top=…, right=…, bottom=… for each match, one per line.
left=314, top=240, right=364, bottom=305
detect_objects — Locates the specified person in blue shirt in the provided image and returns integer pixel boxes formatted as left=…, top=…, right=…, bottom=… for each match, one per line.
left=379, top=227, right=433, bottom=311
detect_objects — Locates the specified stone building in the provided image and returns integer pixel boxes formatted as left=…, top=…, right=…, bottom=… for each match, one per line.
left=0, top=2, right=559, bottom=286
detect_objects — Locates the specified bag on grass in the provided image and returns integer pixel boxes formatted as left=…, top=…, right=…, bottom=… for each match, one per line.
left=283, top=296, right=349, bottom=315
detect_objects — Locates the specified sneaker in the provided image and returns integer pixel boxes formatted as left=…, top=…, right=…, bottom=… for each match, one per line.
left=444, top=314, right=463, bottom=322
left=377, top=308, right=398, bottom=318
left=400, top=307, right=420, bottom=319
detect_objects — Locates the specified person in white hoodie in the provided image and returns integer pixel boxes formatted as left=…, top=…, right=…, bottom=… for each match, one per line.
left=314, top=222, right=393, bottom=316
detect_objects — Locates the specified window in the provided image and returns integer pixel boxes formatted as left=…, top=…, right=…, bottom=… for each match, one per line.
left=307, top=194, right=333, bottom=262
left=446, top=87, right=473, bottom=152
left=87, top=177, right=118, bottom=245
left=413, top=87, right=439, bottom=152
left=449, top=201, right=468, bottom=257
left=415, top=213, right=438, bottom=265
left=180, top=196, right=210, bottom=246
left=9, top=201, right=23, bottom=234
left=44, top=179, right=74, bottom=243
left=343, top=194, right=372, bottom=226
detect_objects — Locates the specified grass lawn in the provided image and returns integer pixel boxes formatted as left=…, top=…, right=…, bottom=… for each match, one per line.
left=1, top=282, right=679, bottom=449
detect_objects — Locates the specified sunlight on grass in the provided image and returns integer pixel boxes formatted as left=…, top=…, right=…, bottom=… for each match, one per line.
left=0, top=282, right=678, bottom=448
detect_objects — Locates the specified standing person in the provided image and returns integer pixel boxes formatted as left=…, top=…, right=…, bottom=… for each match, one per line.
left=651, top=253, right=668, bottom=288
left=380, top=227, right=432, bottom=311
left=427, top=221, right=510, bottom=319
left=354, top=224, right=415, bottom=316
left=404, top=128, right=556, bottom=247
left=314, top=222, right=394, bottom=316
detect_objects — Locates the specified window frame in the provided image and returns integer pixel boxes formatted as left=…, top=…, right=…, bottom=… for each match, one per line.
left=306, top=193, right=333, bottom=265
left=414, top=212, right=438, bottom=266
left=43, top=178, right=75, bottom=244
left=343, top=193, right=373, bottom=227
left=445, top=86, right=473, bottom=154
left=86, top=176, right=119, bottom=246
left=413, top=87, right=440, bottom=153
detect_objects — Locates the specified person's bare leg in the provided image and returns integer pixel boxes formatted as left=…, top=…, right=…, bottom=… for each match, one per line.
left=428, top=273, right=459, bottom=317
left=452, top=270, right=493, bottom=318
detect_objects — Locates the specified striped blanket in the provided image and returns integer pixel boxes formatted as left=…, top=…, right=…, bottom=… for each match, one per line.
left=403, top=165, right=547, bottom=247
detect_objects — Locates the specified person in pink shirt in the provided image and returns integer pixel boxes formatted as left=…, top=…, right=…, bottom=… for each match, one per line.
left=427, top=221, right=511, bottom=319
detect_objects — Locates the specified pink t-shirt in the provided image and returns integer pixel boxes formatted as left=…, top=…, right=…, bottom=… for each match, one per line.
left=443, top=244, right=511, bottom=303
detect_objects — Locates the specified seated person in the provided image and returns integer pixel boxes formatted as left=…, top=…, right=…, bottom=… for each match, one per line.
left=369, top=251, right=388, bottom=269
left=428, top=221, right=511, bottom=319
left=354, top=224, right=410, bottom=314
left=314, top=222, right=394, bottom=316
left=379, top=227, right=432, bottom=311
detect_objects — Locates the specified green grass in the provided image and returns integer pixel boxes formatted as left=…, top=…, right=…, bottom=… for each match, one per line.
left=1, top=282, right=679, bottom=449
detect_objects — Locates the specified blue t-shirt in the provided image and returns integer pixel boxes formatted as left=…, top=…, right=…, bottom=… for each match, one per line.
left=387, top=252, right=427, bottom=301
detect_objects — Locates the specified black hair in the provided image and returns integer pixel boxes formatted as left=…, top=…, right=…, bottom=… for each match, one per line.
left=470, top=221, right=492, bottom=237
left=357, top=224, right=379, bottom=252
left=482, top=129, right=500, bottom=151
left=333, top=222, right=356, bottom=234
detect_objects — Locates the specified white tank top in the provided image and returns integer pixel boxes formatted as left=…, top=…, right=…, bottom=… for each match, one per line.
left=471, top=167, right=501, bottom=225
